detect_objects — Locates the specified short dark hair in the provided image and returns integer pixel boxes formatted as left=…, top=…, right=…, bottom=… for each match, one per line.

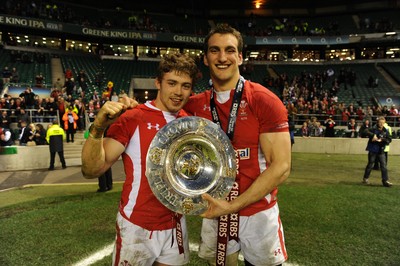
left=203, top=23, right=244, bottom=54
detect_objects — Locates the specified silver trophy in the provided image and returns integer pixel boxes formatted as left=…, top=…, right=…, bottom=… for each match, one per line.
left=146, top=116, right=237, bottom=215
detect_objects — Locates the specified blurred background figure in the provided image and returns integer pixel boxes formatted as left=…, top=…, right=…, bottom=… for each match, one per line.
left=33, top=123, right=48, bottom=145
left=0, top=127, right=14, bottom=146
left=62, top=105, right=78, bottom=143
left=46, top=120, right=67, bottom=170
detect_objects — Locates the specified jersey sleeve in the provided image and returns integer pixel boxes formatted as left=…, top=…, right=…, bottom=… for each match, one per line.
left=184, top=91, right=210, bottom=116
left=107, top=109, right=140, bottom=146
left=250, top=85, right=289, bottom=133
left=183, top=97, right=196, bottom=115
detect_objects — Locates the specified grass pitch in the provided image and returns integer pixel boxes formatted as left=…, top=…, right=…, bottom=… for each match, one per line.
left=0, top=153, right=399, bottom=265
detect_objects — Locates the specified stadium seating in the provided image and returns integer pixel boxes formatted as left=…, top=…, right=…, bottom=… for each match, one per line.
left=379, top=62, right=400, bottom=85
left=103, top=59, right=159, bottom=94
left=59, top=54, right=101, bottom=84
left=270, top=62, right=399, bottom=107
left=1, top=50, right=52, bottom=86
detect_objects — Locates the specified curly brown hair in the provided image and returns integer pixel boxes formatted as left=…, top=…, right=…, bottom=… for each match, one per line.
left=157, top=53, right=199, bottom=85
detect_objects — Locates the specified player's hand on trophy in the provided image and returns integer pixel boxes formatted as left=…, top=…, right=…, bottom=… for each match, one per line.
left=200, top=193, right=234, bottom=219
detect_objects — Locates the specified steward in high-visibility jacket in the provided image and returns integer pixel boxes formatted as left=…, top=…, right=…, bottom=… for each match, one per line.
left=62, top=107, right=79, bottom=131
left=46, top=122, right=65, bottom=153
left=46, top=121, right=66, bottom=170
left=372, top=121, right=392, bottom=170
left=383, top=122, right=393, bottom=167
left=383, top=122, right=392, bottom=153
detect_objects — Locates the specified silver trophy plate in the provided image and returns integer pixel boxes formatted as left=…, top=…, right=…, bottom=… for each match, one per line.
left=146, top=116, right=237, bottom=215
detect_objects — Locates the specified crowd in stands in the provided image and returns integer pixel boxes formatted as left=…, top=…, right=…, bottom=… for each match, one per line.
left=2, top=54, right=400, bottom=142
left=231, top=15, right=342, bottom=38
left=1, top=67, right=398, bottom=147
left=1, top=0, right=398, bottom=37
left=0, top=54, right=136, bottom=147
left=1, top=51, right=400, bottom=147
left=0, top=50, right=50, bottom=92
left=0, top=0, right=206, bottom=36
left=359, top=16, right=395, bottom=33
left=271, top=67, right=400, bottom=137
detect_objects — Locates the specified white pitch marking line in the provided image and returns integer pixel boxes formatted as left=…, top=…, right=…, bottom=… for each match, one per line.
left=72, top=243, right=114, bottom=266
left=73, top=242, right=299, bottom=266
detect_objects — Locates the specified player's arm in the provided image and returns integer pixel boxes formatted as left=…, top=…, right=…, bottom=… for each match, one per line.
left=201, top=131, right=291, bottom=218
left=81, top=136, right=125, bottom=179
left=81, top=100, right=128, bottom=179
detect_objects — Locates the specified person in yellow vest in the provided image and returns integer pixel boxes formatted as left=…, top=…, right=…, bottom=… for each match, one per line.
left=383, top=121, right=392, bottom=165
left=46, top=120, right=66, bottom=170
left=373, top=118, right=392, bottom=170
left=62, top=105, right=79, bottom=143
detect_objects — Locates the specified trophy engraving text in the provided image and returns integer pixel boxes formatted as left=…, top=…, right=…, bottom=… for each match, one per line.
left=146, top=117, right=237, bottom=215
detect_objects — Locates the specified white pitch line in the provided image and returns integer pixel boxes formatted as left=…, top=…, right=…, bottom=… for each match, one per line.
left=73, top=242, right=299, bottom=266
left=72, top=243, right=114, bottom=266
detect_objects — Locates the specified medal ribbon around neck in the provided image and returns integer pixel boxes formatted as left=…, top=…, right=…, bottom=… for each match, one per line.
left=209, top=76, right=245, bottom=266
left=209, top=76, right=245, bottom=140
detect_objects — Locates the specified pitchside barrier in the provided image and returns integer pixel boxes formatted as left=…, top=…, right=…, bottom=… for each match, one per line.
left=292, top=137, right=400, bottom=155
left=0, top=145, right=82, bottom=171
left=0, top=138, right=399, bottom=171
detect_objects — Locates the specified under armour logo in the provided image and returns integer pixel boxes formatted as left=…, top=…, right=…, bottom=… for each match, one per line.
left=120, top=260, right=132, bottom=266
left=274, top=248, right=282, bottom=256
left=203, top=104, right=210, bottom=111
left=147, top=123, right=160, bottom=130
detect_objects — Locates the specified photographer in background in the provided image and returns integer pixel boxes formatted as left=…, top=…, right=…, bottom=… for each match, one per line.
left=324, top=115, right=336, bottom=137
left=362, top=116, right=392, bottom=187
left=373, top=117, right=392, bottom=170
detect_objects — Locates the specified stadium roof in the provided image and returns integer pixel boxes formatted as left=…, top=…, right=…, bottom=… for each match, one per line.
left=64, top=0, right=394, bottom=15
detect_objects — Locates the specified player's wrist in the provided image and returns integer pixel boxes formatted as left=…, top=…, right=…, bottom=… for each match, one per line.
left=89, top=123, right=105, bottom=139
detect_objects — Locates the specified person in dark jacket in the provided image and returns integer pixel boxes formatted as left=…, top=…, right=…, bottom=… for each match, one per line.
left=323, top=115, right=336, bottom=137
left=362, top=116, right=392, bottom=187
left=46, top=120, right=67, bottom=170
left=0, top=110, right=11, bottom=129
left=96, top=126, right=113, bottom=192
left=19, top=120, right=33, bottom=146
left=33, top=123, right=47, bottom=145
left=19, top=87, right=36, bottom=109
left=97, top=167, right=113, bottom=192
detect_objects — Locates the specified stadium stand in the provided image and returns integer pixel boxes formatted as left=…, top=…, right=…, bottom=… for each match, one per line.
left=1, top=0, right=399, bottom=134
left=379, top=62, right=400, bottom=85
left=1, top=49, right=51, bottom=86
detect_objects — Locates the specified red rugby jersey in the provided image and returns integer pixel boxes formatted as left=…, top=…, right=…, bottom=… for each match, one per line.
left=184, top=80, right=289, bottom=216
left=107, top=101, right=187, bottom=230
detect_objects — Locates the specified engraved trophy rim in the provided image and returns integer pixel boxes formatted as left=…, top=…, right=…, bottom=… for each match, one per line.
left=146, top=116, right=237, bottom=215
